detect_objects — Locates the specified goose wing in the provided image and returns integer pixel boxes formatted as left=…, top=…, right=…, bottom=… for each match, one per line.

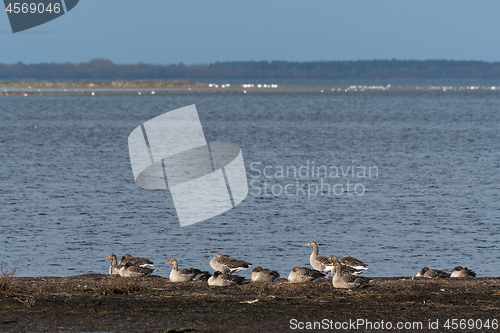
left=218, top=255, right=251, bottom=272
left=265, top=269, right=280, bottom=278
left=301, top=267, right=325, bottom=280
left=178, top=267, right=202, bottom=279
left=340, top=265, right=363, bottom=276
left=121, top=265, right=154, bottom=277
left=195, top=271, right=212, bottom=281
left=122, top=256, right=154, bottom=267
left=220, top=273, right=245, bottom=285
left=464, top=267, right=476, bottom=277
left=340, top=254, right=368, bottom=270
left=341, top=274, right=371, bottom=286
left=425, top=269, right=450, bottom=278
left=314, top=255, right=332, bottom=268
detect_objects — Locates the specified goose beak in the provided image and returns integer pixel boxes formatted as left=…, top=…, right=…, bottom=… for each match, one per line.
left=327, top=262, right=334, bottom=266
left=305, top=242, right=310, bottom=246
left=106, top=256, right=111, bottom=259
left=166, top=261, right=172, bottom=265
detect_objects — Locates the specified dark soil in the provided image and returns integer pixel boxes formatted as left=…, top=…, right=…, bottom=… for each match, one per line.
left=1, top=274, right=499, bottom=332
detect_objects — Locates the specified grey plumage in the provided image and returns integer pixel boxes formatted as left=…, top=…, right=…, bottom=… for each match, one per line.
left=288, top=266, right=325, bottom=283
left=329, top=256, right=364, bottom=276
left=339, top=254, right=368, bottom=270
left=306, top=241, right=334, bottom=278
left=167, top=259, right=209, bottom=282
left=106, top=254, right=123, bottom=275
left=208, top=271, right=245, bottom=286
left=119, top=253, right=154, bottom=268
left=210, top=253, right=251, bottom=274
left=329, top=257, right=371, bottom=289
left=119, top=262, right=155, bottom=277
left=416, top=267, right=450, bottom=278
left=251, top=266, right=280, bottom=282
left=450, top=266, right=476, bottom=278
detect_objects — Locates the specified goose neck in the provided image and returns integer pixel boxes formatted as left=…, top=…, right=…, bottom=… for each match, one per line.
left=311, top=243, right=319, bottom=256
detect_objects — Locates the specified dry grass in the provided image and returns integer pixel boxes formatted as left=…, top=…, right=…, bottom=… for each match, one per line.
left=16, top=296, right=35, bottom=308
left=0, top=261, right=17, bottom=291
left=104, top=276, right=145, bottom=295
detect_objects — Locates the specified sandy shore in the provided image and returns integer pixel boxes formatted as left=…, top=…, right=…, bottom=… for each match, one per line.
left=0, top=80, right=208, bottom=89
left=1, top=81, right=498, bottom=95
left=1, top=274, right=499, bottom=332
left=0, top=81, right=333, bottom=95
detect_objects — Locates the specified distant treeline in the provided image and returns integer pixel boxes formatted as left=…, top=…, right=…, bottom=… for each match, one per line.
left=2, top=58, right=500, bottom=80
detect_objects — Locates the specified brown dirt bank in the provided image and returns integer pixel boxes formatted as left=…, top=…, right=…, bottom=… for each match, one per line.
left=1, top=274, right=499, bottom=332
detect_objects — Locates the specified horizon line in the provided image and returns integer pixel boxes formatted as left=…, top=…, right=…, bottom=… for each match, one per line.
left=2, top=58, right=500, bottom=66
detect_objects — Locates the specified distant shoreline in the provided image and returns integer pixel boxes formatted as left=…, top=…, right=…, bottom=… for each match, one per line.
left=3, top=59, right=500, bottom=80
left=1, top=80, right=499, bottom=95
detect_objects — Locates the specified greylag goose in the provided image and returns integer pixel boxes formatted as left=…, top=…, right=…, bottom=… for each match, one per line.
left=119, top=262, right=155, bottom=277
left=328, top=256, right=363, bottom=276
left=416, top=267, right=450, bottom=278
left=106, top=254, right=123, bottom=275
left=305, top=241, right=333, bottom=278
left=327, top=258, right=371, bottom=289
left=210, top=253, right=251, bottom=274
left=166, top=259, right=210, bottom=282
left=450, top=266, right=476, bottom=278
left=288, top=266, right=325, bottom=283
left=251, top=266, right=280, bottom=282
left=119, top=253, right=154, bottom=267
left=208, top=271, right=245, bottom=286
left=339, top=254, right=368, bottom=271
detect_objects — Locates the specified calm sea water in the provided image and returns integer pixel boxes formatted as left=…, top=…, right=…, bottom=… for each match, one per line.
left=1, top=89, right=499, bottom=278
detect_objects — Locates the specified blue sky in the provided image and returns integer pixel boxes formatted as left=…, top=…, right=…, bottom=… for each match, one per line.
left=1, top=0, right=500, bottom=64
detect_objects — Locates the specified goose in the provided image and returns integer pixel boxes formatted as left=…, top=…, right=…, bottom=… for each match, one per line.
left=416, top=267, right=450, bottom=278
left=305, top=241, right=333, bottom=278
left=450, top=266, right=476, bottom=278
left=119, top=262, right=155, bottom=277
left=328, top=256, right=364, bottom=276
left=119, top=253, right=153, bottom=267
left=288, top=266, right=325, bottom=283
left=208, top=271, right=245, bottom=286
left=339, top=254, right=368, bottom=271
left=106, top=254, right=123, bottom=275
left=327, top=257, right=371, bottom=289
left=415, top=267, right=427, bottom=277
left=166, top=259, right=210, bottom=282
left=251, top=267, right=280, bottom=282
left=210, top=253, right=251, bottom=274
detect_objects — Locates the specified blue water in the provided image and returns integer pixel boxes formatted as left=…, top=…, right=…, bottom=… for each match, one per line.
left=0, top=89, right=499, bottom=278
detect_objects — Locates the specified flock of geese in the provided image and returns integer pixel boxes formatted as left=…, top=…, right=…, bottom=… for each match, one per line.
left=106, top=240, right=476, bottom=289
